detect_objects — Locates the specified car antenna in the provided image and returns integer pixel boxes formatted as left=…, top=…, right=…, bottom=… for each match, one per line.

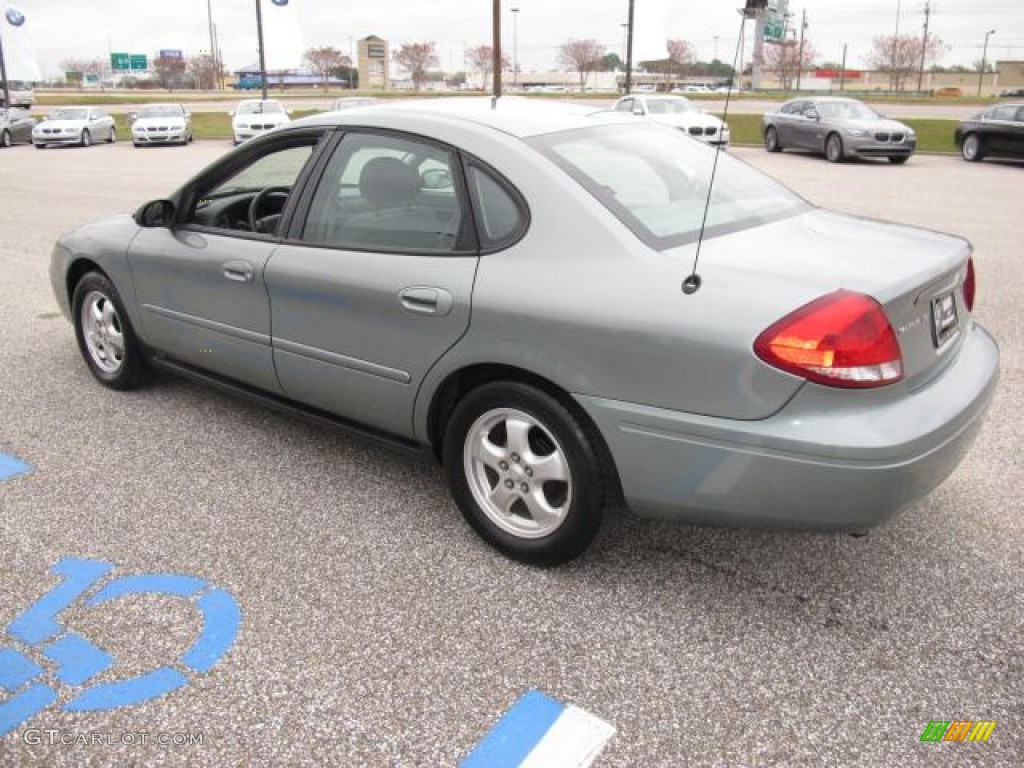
left=683, top=3, right=759, bottom=295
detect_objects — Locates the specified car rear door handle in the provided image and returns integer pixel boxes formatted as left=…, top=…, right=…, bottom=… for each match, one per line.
left=399, top=286, right=453, bottom=316
left=222, top=260, right=254, bottom=283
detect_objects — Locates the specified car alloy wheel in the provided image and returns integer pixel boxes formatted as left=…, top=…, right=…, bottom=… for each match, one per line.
left=81, top=129, right=91, bottom=147
left=765, top=126, right=782, bottom=153
left=72, top=272, right=150, bottom=390
left=444, top=381, right=607, bottom=565
left=962, top=134, right=984, bottom=162
left=825, top=134, right=844, bottom=163
left=1, top=130, right=10, bottom=148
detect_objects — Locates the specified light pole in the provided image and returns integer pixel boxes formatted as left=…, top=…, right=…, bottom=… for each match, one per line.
left=511, top=7, right=520, bottom=87
left=713, top=35, right=720, bottom=62
left=255, top=0, right=268, bottom=100
left=206, top=0, right=218, bottom=90
left=978, top=29, right=995, bottom=97
left=624, top=0, right=635, bottom=94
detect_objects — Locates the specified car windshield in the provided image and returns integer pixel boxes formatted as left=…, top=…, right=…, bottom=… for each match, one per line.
left=51, top=109, right=88, bottom=120
left=238, top=101, right=284, bottom=115
left=139, top=105, right=184, bottom=118
left=645, top=99, right=698, bottom=115
left=817, top=100, right=880, bottom=120
left=529, top=124, right=810, bottom=250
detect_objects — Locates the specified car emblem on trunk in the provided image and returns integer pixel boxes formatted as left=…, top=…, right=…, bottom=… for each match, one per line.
left=5, top=7, right=26, bottom=26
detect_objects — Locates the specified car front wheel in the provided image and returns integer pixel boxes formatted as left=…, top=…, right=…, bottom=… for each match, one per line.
left=443, top=382, right=607, bottom=565
left=825, top=133, right=844, bottom=163
left=80, top=129, right=91, bottom=147
left=1, top=130, right=11, bottom=148
left=72, top=272, right=150, bottom=390
left=765, top=126, right=782, bottom=152
left=888, top=156, right=909, bottom=164
left=962, top=133, right=985, bottom=162
left=107, top=127, right=116, bottom=143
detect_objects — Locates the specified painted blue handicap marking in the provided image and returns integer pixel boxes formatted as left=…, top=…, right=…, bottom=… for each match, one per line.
left=0, top=649, right=42, bottom=691
left=6, top=558, right=114, bottom=646
left=43, top=634, right=113, bottom=686
left=65, top=667, right=189, bottom=712
left=461, top=690, right=565, bottom=768
left=0, top=557, right=242, bottom=737
left=0, top=453, right=31, bottom=483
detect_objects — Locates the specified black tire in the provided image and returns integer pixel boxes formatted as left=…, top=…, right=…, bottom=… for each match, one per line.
left=825, top=133, right=844, bottom=163
left=961, top=133, right=985, bottom=163
left=34, top=142, right=44, bottom=149
left=80, top=129, right=91, bottom=148
left=764, top=125, right=782, bottom=153
left=443, top=381, right=607, bottom=565
left=133, top=142, right=142, bottom=148
left=71, top=272, right=151, bottom=390
left=107, top=127, right=116, bottom=143
left=888, top=156, right=910, bottom=165
left=1, top=130, right=11, bottom=148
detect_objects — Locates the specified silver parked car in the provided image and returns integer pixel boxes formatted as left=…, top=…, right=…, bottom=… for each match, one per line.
left=1, top=107, right=35, bottom=147
left=130, top=103, right=193, bottom=147
left=613, top=94, right=730, bottom=147
left=33, top=107, right=116, bottom=148
left=49, top=100, right=998, bottom=564
left=763, top=97, right=917, bottom=163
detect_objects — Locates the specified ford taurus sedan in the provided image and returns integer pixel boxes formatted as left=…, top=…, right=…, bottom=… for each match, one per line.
left=49, top=100, right=998, bottom=564
left=955, top=102, right=1024, bottom=162
left=763, top=97, right=917, bottom=163
left=613, top=94, right=730, bottom=147
left=33, top=107, right=116, bottom=148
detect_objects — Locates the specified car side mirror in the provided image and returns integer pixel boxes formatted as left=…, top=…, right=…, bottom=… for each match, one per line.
left=421, top=168, right=452, bottom=190
left=135, top=199, right=175, bottom=228
left=632, top=107, right=644, bottom=116
left=185, top=112, right=192, bottom=119
left=286, top=108, right=293, bottom=115
left=128, top=113, right=137, bottom=123
left=806, top=109, right=821, bottom=121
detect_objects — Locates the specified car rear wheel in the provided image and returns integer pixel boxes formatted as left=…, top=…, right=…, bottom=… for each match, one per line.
left=1, top=130, right=11, bottom=148
left=443, top=381, right=606, bottom=565
left=962, top=133, right=985, bottom=162
left=107, top=127, right=116, bottom=143
left=80, top=129, right=91, bottom=148
left=825, top=133, right=844, bottom=163
left=72, top=272, right=150, bottom=390
left=888, top=156, right=909, bottom=165
left=764, top=126, right=782, bottom=153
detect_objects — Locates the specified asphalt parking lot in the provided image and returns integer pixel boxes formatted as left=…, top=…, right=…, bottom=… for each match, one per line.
left=0, top=140, right=1021, bottom=766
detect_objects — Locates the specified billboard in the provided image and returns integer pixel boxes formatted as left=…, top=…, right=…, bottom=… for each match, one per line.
left=159, top=49, right=183, bottom=60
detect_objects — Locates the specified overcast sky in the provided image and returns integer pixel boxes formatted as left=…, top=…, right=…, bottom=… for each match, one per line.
left=8, top=0, right=1024, bottom=78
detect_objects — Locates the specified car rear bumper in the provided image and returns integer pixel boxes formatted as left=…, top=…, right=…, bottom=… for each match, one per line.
left=576, top=322, right=998, bottom=530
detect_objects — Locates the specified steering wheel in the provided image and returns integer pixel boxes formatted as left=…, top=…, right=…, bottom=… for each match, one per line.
left=248, top=186, right=291, bottom=233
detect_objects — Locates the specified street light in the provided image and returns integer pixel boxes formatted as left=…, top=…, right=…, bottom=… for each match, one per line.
left=511, top=7, right=520, bottom=87
left=978, top=29, right=995, bottom=97
left=255, top=0, right=269, bottom=100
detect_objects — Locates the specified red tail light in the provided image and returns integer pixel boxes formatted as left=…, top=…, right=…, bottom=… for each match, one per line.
left=964, top=257, right=976, bottom=312
left=754, top=290, right=903, bottom=388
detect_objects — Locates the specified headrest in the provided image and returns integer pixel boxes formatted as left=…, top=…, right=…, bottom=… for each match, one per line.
left=359, top=156, right=418, bottom=207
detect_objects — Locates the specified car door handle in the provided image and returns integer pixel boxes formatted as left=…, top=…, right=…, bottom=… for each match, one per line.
left=222, top=260, right=254, bottom=283
left=399, top=286, right=453, bottom=316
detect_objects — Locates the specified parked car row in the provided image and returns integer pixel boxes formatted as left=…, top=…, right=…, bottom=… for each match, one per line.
left=761, top=96, right=1024, bottom=165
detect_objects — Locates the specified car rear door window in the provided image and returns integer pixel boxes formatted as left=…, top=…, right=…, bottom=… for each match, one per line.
left=301, top=132, right=466, bottom=253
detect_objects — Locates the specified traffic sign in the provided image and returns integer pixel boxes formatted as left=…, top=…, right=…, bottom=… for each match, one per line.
left=130, top=54, right=147, bottom=71
left=110, top=52, right=130, bottom=70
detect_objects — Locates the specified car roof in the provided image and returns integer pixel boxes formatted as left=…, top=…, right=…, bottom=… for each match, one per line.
left=292, top=96, right=635, bottom=139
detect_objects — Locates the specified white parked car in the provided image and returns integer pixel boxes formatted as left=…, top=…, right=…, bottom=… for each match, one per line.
left=130, top=103, right=193, bottom=147
left=613, top=94, right=730, bottom=147
left=1, top=80, right=35, bottom=108
left=230, top=99, right=290, bottom=145
left=33, top=107, right=116, bottom=148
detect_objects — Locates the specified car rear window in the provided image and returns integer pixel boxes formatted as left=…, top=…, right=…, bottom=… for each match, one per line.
left=528, top=124, right=810, bottom=250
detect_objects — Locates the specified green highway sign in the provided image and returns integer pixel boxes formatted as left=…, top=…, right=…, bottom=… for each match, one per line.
left=764, top=10, right=788, bottom=41
left=110, top=52, right=130, bottom=70
left=130, top=54, right=147, bottom=71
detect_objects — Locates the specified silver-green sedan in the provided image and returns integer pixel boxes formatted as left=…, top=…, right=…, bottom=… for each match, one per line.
left=49, top=100, right=998, bottom=564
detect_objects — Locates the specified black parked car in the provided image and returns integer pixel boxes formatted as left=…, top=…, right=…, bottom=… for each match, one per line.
left=955, top=102, right=1024, bottom=162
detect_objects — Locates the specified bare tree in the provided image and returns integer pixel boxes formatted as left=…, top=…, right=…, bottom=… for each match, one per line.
left=152, top=55, right=187, bottom=91
left=60, top=57, right=108, bottom=90
left=466, top=45, right=509, bottom=91
left=393, top=42, right=438, bottom=91
left=666, top=39, right=696, bottom=83
left=304, top=46, right=351, bottom=91
left=186, top=54, right=222, bottom=91
left=869, top=34, right=947, bottom=91
left=764, top=41, right=817, bottom=91
left=557, top=39, right=606, bottom=92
